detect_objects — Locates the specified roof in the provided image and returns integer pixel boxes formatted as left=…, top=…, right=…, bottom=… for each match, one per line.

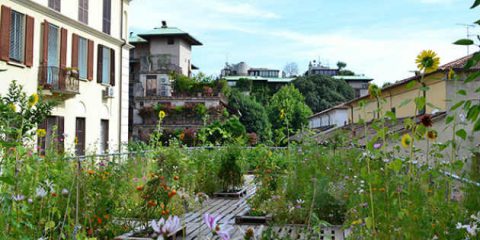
left=137, top=27, right=203, bottom=46
left=128, top=35, right=147, bottom=44
left=344, top=54, right=477, bottom=106
left=223, top=76, right=294, bottom=83
left=333, top=75, right=373, bottom=82
left=308, top=104, right=349, bottom=119
left=248, top=68, right=280, bottom=71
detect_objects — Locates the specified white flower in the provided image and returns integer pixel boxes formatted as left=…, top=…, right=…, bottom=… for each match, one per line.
left=36, top=187, right=47, bottom=198
left=61, top=189, right=69, bottom=196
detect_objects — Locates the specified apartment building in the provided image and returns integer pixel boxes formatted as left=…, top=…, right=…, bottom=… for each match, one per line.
left=0, top=0, right=132, bottom=155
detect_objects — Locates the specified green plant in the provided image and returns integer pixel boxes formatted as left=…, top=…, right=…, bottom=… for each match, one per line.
left=217, top=146, right=244, bottom=192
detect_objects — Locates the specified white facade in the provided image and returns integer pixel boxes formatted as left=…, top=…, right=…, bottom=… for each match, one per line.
left=309, top=107, right=348, bottom=129
left=0, top=0, right=132, bottom=154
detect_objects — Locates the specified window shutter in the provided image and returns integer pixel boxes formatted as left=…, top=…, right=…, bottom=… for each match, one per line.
left=110, top=49, right=115, bottom=86
left=97, top=44, right=103, bottom=83
left=41, top=20, right=49, bottom=85
left=56, top=116, right=65, bottom=153
left=24, top=15, right=34, bottom=67
left=71, top=34, right=78, bottom=68
left=87, top=39, right=93, bottom=80
left=0, top=6, right=12, bottom=62
left=59, top=27, right=67, bottom=89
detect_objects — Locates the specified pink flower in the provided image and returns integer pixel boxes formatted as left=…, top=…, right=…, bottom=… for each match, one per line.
left=203, top=213, right=232, bottom=240
left=151, top=216, right=181, bottom=237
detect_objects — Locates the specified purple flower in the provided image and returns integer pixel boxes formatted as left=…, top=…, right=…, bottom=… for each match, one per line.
left=204, top=213, right=220, bottom=231
left=203, top=213, right=232, bottom=240
left=12, top=194, right=25, bottom=202
left=151, top=216, right=181, bottom=237
left=98, top=161, right=106, bottom=167
left=374, top=143, right=382, bottom=149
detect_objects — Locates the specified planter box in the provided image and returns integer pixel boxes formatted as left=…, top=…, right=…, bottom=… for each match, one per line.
left=213, top=188, right=247, bottom=198
left=235, top=211, right=272, bottom=225
left=115, top=226, right=186, bottom=240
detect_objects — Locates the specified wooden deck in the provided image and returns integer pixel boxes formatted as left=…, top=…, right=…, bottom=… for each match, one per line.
left=180, top=175, right=345, bottom=240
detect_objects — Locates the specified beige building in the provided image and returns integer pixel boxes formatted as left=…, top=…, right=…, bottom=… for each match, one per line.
left=0, top=0, right=133, bottom=155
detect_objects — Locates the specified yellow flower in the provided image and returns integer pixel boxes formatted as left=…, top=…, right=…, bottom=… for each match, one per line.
left=8, top=103, right=16, bottom=112
left=158, top=110, right=166, bottom=120
left=74, top=136, right=79, bottom=145
left=36, top=129, right=47, bottom=138
left=447, top=68, right=455, bottom=80
left=415, top=50, right=440, bottom=73
left=401, top=134, right=412, bottom=148
left=280, top=109, right=285, bottom=120
left=427, top=130, right=438, bottom=141
left=28, top=93, right=39, bottom=107
left=352, top=219, right=363, bottom=225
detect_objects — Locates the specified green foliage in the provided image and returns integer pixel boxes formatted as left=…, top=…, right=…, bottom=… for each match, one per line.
left=228, top=90, right=272, bottom=141
left=236, top=78, right=253, bottom=92
left=293, top=75, right=354, bottom=113
left=217, top=146, right=244, bottom=192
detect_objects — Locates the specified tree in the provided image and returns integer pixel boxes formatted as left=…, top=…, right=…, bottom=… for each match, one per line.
left=283, top=62, right=299, bottom=77
left=293, top=75, right=354, bottom=113
left=228, top=90, right=272, bottom=141
left=267, top=85, right=312, bottom=134
left=336, top=61, right=355, bottom=76
left=337, top=61, right=347, bottom=70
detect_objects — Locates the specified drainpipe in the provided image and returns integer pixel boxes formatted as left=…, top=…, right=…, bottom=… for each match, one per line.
left=118, top=0, right=127, bottom=152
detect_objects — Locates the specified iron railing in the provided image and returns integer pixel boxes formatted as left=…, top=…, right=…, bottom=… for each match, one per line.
left=38, top=66, right=80, bottom=94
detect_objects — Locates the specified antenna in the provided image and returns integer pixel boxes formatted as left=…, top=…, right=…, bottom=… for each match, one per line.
left=457, top=23, right=476, bottom=55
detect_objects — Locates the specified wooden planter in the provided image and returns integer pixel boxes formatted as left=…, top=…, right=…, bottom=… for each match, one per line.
left=115, top=226, right=186, bottom=240
left=235, top=210, right=272, bottom=225
left=213, top=188, right=247, bottom=198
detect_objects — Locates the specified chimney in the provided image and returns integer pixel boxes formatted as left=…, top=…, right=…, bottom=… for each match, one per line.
left=129, top=32, right=133, bottom=37
left=162, top=21, right=167, bottom=28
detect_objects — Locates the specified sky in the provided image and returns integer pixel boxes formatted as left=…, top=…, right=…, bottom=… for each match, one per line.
left=129, top=0, right=480, bottom=85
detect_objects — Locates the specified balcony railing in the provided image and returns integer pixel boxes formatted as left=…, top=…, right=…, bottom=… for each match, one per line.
left=139, top=54, right=182, bottom=74
left=38, top=66, right=80, bottom=95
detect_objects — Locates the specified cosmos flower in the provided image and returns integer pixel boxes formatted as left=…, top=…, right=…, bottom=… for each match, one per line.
left=203, top=213, right=232, bottom=240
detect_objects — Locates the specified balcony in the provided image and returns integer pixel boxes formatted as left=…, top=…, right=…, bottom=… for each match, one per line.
left=38, top=66, right=80, bottom=98
left=139, top=54, right=182, bottom=74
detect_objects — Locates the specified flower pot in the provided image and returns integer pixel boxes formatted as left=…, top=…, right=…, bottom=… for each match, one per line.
left=213, top=187, right=247, bottom=198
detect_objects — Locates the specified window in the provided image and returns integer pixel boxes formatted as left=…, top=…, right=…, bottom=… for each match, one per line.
left=47, top=24, right=60, bottom=84
left=48, top=0, right=61, bottom=11
left=100, top=120, right=109, bottom=153
left=37, top=116, right=64, bottom=155
left=78, top=37, right=88, bottom=79
left=102, top=47, right=111, bottom=84
left=146, top=75, right=157, bottom=96
left=75, top=117, right=86, bottom=156
left=9, top=11, right=25, bottom=63
left=78, top=0, right=89, bottom=24
left=167, top=37, right=174, bottom=45
left=102, top=0, right=111, bottom=34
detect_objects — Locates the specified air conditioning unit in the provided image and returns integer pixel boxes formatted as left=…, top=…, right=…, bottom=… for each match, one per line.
left=103, top=86, right=114, bottom=98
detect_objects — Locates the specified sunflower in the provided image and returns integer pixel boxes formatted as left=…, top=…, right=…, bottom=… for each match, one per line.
left=401, top=134, right=413, bottom=148
left=415, top=50, right=440, bottom=73
left=158, top=110, right=166, bottom=120
left=420, top=114, right=433, bottom=127
left=368, top=84, right=381, bottom=98
left=36, top=129, right=47, bottom=138
left=427, top=130, right=438, bottom=141
left=28, top=93, right=39, bottom=108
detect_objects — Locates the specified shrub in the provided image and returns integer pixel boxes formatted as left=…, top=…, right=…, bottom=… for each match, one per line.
left=217, top=146, right=244, bottom=192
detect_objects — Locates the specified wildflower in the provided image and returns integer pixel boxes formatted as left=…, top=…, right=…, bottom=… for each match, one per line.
left=401, top=134, right=412, bottom=148
left=74, top=137, right=79, bottom=145
left=36, top=187, right=48, bottom=198
left=174, top=176, right=179, bottom=181
left=158, top=110, right=166, bottom=120
left=416, top=50, right=440, bottom=73
left=36, top=129, right=47, bottom=138
left=61, top=188, right=69, bottom=196
left=51, top=192, right=57, bottom=197
left=368, top=84, right=381, bottom=98
left=168, top=189, right=177, bottom=198
left=147, top=200, right=157, bottom=207
left=427, top=130, right=438, bottom=141
left=28, top=93, right=39, bottom=107
left=152, top=216, right=181, bottom=237
left=12, top=194, right=25, bottom=202
left=136, top=185, right=144, bottom=191
left=28, top=198, right=33, bottom=204
left=204, top=213, right=232, bottom=240
left=295, top=199, right=305, bottom=209
left=352, top=219, right=363, bottom=225
left=373, top=143, right=382, bottom=149
left=195, top=192, right=209, bottom=204
left=448, top=68, right=456, bottom=80
left=280, top=109, right=286, bottom=120
left=420, top=114, right=433, bottom=127
left=179, top=133, right=185, bottom=141
left=8, top=103, right=16, bottom=112
left=240, top=226, right=263, bottom=240
left=87, top=170, right=95, bottom=175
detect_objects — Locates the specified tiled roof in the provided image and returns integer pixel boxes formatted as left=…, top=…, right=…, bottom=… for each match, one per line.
left=333, top=75, right=373, bottom=82
left=439, top=53, right=480, bottom=70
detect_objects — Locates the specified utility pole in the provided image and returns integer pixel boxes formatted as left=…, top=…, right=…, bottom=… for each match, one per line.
left=457, top=23, right=476, bottom=55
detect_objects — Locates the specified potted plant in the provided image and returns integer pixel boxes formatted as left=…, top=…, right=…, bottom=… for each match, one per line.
left=214, top=147, right=246, bottom=198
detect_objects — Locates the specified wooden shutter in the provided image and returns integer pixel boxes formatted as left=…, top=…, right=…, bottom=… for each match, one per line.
left=24, top=15, right=34, bottom=67
left=87, top=39, right=93, bottom=80
left=59, top=28, right=67, bottom=89
left=56, top=116, right=65, bottom=153
left=0, top=6, right=12, bottom=62
left=110, top=49, right=115, bottom=86
left=41, top=20, right=49, bottom=85
left=71, top=34, right=78, bottom=68
left=97, top=44, right=103, bottom=83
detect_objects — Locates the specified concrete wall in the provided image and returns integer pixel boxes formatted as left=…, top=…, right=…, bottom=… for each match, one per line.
left=148, top=37, right=191, bottom=76
left=0, top=0, right=131, bottom=154
left=309, top=109, right=348, bottom=129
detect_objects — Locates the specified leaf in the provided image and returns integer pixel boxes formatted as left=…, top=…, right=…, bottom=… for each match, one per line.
left=388, top=159, right=403, bottom=172
left=474, top=119, right=480, bottom=132
left=453, top=39, right=474, bottom=45
left=365, top=217, right=373, bottom=229
left=0, top=176, right=14, bottom=185
left=450, top=100, right=465, bottom=111
left=476, top=19, right=480, bottom=25
left=467, top=105, right=480, bottom=122
left=464, top=71, right=480, bottom=83
left=457, top=89, right=467, bottom=96
left=405, top=81, right=416, bottom=90
left=472, top=0, right=480, bottom=8
left=446, top=116, right=454, bottom=124
left=419, top=86, right=430, bottom=91
left=399, top=99, right=412, bottom=108
left=456, top=129, right=467, bottom=140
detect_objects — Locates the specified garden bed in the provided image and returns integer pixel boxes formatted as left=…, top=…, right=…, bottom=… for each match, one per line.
left=114, top=226, right=186, bottom=240
left=235, top=210, right=272, bottom=225
left=213, top=188, right=247, bottom=198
